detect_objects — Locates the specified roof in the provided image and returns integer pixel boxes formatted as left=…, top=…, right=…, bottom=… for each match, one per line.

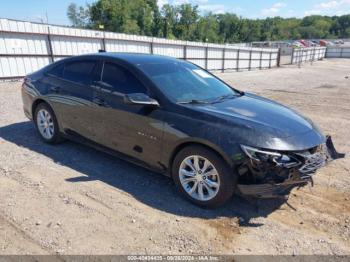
left=93, top=52, right=179, bottom=65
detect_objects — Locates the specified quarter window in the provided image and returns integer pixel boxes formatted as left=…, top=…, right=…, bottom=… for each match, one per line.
left=102, top=62, right=147, bottom=94
left=63, top=61, right=96, bottom=85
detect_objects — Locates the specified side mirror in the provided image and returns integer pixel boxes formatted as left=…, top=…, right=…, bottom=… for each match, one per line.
left=123, top=93, right=160, bottom=107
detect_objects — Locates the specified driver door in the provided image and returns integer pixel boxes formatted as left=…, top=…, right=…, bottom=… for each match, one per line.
left=91, top=61, right=164, bottom=168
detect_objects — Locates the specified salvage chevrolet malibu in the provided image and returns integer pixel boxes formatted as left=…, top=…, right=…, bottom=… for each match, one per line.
left=21, top=53, right=344, bottom=208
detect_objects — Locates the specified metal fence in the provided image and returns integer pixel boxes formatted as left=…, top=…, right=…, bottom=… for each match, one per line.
left=0, top=18, right=280, bottom=80
left=326, top=47, right=350, bottom=58
left=291, top=47, right=327, bottom=65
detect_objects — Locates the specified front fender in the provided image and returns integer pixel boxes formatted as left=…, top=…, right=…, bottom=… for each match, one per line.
left=160, top=115, right=245, bottom=171
left=167, top=137, right=240, bottom=169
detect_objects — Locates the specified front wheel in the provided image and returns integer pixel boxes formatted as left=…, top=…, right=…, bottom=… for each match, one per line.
left=172, top=146, right=236, bottom=208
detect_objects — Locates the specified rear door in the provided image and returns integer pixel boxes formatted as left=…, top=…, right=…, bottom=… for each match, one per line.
left=91, top=60, right=164, bottom=168
left=45, top=59, right=97, bottom=140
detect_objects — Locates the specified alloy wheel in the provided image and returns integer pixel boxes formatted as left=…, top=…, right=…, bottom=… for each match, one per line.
left=36, top=109, right=55, bottom=140
left=179, top=155, right=220, bottom=201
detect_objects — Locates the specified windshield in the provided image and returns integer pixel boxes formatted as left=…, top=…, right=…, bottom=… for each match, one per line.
left=138, top=61, right=239, bottom=103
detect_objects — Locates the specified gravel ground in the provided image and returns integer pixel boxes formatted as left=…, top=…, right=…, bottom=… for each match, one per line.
left=0, top=59, right=349, bottom=255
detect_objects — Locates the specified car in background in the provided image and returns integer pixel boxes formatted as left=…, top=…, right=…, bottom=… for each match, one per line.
left=333, top=39, right=344, bottom=45
left=319, top=40, right=328, bottom=47
left=21, top=53, right=343, bottom=207
left=306, top=40, right=319, bottom=47
left=299, top=40, right=309, bottom=47
left=291, top=41, right=304, bottom=48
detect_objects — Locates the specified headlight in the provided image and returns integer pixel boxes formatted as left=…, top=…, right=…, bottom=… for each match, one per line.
left=240, top=145, right=301, bottom=168
left=240, top=145, right=281, bottom=162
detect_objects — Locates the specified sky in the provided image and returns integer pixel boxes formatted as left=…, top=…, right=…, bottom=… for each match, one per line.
left=0, top=0, right=349, bottom=25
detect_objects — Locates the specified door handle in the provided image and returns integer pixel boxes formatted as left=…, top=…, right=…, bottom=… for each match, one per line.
left=90, top=82, right=101, bottom=91
left=91, top=81, right=113, bottom=91
left=50, top=86, right=60, bottom=93
left=93, top=97, right=108, bottom=107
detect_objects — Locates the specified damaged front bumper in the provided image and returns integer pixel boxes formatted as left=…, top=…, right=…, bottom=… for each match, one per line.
left=236, top=136, right=345, bottom=198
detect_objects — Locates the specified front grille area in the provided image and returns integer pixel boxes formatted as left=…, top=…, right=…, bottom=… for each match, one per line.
left=298, top=150, right=327, bottom=174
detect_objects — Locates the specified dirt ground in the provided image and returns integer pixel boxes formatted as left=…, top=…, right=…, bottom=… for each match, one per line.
left=0, top=59, right=349, bottom=255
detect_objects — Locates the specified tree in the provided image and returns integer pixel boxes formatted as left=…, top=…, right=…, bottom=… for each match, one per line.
left=217, top=13, right=241, bottom=43
left=89, top=0, right=126, bottom=32
left=161, top=4, right=177, bottom=39
left=88, top=0, right=159, bottom=35
left=195, top=14, right=221, bottom=43
left=67, top=3, right=90, bottom=27
left=300, top=15, right=333, bottom=38
left=175, top=4, right=199, bottom=40
left=148, top=0, right=163, bottom=37
left=239, top=19, right=261, bottom=42
left=337, top=15, right=350, bottom=37
left=67, top=1, right=350, bottom=43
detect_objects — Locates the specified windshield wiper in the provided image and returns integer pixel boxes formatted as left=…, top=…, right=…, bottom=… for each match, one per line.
left=177, top=99, right=209, bottom=105
left=211, top=93, right=238, bottom=103
left=178, top=93, right=243, bottom=105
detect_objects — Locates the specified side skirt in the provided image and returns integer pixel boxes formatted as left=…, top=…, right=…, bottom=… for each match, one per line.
left=61, top=131, right=169, bottom=177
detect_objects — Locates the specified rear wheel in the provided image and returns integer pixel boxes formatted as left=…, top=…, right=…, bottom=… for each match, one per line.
left=34, top=103, right=62, bottom=144
left=172, top=146, right=236, bottom=208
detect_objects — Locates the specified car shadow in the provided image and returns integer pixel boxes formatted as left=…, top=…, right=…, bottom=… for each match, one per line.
left=0, top=121, right=289, bottom=225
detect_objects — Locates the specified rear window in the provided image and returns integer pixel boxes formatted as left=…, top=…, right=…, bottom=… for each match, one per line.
left=63, top=61, right=96, bottom=85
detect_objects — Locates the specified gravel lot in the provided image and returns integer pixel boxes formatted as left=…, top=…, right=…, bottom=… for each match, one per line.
left=0, top=59, right=349, bottom=255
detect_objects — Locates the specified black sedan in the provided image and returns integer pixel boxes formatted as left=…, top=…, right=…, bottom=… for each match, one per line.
left=21, top=53, right=342, bottom=207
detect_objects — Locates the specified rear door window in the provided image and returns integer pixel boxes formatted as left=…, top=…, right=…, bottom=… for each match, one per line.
left=101, top=62, right=147, bottom=94
left=47, top=63, right=64, bottom=78
left=63, top=60, right=96, bottom=85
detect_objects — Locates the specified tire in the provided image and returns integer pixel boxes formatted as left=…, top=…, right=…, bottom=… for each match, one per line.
left=34, top=102, right=63, bottom=144
left=172, top=145, right=237, bottom=208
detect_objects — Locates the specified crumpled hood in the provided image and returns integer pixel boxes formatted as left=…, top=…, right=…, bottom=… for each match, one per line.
left=190, top=93, right=326, bottom=151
